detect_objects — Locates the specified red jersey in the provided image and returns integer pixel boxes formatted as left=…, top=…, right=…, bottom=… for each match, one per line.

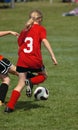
left=17, top=24, right=46, bottom=69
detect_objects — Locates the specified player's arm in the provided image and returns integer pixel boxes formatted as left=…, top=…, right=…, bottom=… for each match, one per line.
left=42, top=39, right=58, bottom=65
left=0, top=31, right=19, bottom=37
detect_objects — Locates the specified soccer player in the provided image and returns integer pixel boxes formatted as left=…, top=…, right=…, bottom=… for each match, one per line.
left=0, top=31, right=19, bottom=106
left=4, top=10, right=58, bottom=113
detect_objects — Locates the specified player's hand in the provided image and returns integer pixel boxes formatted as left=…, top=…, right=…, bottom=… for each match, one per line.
left=10, top=31, right=19, bottom=38
left=53, top=61, right=58, bottom=65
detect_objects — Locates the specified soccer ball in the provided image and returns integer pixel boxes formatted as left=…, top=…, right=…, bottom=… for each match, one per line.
left=34, top=86, right=49, bottom=100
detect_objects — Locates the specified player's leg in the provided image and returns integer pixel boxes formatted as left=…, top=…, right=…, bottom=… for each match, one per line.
left=0, top=58, right=12, bottom=106
left=26, top=66, right=47, bottom=97
left=0, top=74, right=10, bottom=106
left=30, top=71, right=47, bottom=85
left=8, top=64, right=18, bottom=76
left=4, top=72, right=26, bottom=113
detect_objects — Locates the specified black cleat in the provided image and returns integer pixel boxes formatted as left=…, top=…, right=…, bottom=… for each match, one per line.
left=25, top=79, right=33, bottom=97
left=4, top=107, right=13, bottom=113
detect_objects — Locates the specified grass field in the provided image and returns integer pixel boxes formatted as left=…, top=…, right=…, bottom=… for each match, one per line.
left=0, top=1, right=78, bottom=130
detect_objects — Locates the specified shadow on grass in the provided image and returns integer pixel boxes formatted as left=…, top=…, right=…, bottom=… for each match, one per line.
left=16, top=100, right=44, bottom=111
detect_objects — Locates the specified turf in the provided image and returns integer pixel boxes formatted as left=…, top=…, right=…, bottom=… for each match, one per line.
left=0, top=1, right=78, bottom=130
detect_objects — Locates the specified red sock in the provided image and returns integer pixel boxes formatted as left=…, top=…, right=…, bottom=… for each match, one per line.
left=30, top=74, right=46, bottom=85
left=7, top=90, right=20, bottom=110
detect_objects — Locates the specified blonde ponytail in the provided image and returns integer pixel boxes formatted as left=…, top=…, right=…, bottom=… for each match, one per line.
left=25, top=10, right=43, bottom=30
left=25, top=18, right=34, bottom=30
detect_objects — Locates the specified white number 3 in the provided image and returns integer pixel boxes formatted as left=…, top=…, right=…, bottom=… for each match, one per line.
left=23, top=37, right=33, bottom=53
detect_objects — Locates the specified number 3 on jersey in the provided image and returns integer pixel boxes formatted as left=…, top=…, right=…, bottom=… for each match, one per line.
left=23, top=37, right=33, bottom=53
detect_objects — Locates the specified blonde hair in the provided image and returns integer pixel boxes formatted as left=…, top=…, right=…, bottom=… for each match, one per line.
left=25, top=10, right=43, bottom=30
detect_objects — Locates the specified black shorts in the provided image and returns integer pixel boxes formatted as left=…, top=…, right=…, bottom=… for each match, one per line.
left=16, top=65, right=45, bottom=73
left=0, top=58, right=12, bottom=74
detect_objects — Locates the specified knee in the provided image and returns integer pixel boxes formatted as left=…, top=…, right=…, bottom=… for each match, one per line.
left=3, top=77, right=10, bottom=85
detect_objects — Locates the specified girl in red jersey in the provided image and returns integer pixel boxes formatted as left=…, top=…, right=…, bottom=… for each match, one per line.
left=5, top=10, right=58, bottom=113
left=0, top=31, right=19, bottom=106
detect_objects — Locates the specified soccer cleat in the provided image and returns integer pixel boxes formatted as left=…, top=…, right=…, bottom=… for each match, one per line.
left=0, top=100, right=5, bottom=106
left=25, top=79, right=33, bottom=97
left=4, top=107, right=14, bottom=113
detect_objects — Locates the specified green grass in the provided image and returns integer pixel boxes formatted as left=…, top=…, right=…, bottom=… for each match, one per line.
left=0, top=1, right=78, bottom=130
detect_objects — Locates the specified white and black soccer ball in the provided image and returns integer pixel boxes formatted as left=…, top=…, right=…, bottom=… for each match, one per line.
left=34, top=86, right=49, bottom=100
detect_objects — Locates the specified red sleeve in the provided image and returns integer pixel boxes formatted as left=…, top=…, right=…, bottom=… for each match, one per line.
left=40, top=27, right=46, bottom=40
left=18, top=29, right=26, bottom=47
